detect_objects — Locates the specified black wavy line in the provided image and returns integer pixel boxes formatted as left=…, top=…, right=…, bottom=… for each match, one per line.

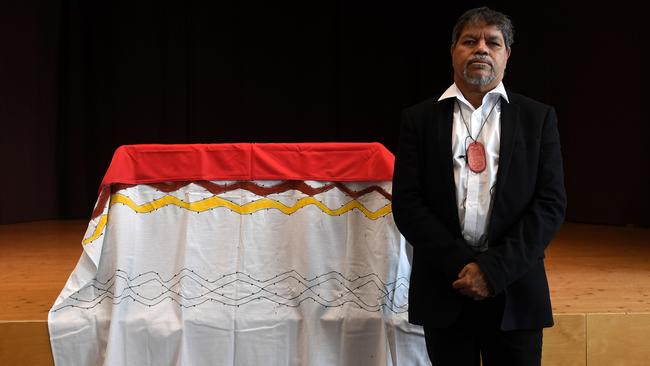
left=53, top=269, right=410, bottom=313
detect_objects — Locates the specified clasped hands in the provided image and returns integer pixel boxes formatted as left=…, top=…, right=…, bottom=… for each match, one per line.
left=452, top=262, right=492, bottom=300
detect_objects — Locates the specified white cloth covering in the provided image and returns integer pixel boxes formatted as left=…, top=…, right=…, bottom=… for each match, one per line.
left=49, top=180, right=430, bottom=366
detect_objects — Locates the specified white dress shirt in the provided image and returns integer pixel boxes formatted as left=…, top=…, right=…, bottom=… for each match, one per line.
left=438, top=82, right=509, bottom=251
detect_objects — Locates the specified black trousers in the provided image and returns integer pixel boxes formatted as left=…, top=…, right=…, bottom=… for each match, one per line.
left=423, top=295, right=543, bottom=366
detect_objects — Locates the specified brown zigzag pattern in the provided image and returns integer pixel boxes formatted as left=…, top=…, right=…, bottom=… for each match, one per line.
left=91, top=187, right=112, bottom=220
left=91, top=181, right=391, bottom=220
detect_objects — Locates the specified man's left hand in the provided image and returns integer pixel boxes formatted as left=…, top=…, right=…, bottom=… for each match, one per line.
left=452, top=262, right=492, bottom=300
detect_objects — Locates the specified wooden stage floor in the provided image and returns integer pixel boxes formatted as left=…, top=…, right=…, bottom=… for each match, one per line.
left=1, top=220, right=649, bottom=365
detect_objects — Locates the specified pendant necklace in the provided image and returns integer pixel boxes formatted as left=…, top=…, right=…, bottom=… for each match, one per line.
left=456, top=99, right=498, bottom=174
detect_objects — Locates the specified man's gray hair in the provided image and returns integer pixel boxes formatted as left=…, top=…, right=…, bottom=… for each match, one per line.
left=451, top=7, right=514, bottom=49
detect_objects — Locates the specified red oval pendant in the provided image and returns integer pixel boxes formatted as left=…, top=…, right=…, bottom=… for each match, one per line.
left=467, top=141, right=486, bottom=173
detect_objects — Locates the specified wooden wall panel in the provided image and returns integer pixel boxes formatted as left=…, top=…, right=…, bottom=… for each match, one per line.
left=587, top=313, right=650, bottom=366
left=543, top=314, right=586, bottom=366
left=0, top=321, right=53, bottom=366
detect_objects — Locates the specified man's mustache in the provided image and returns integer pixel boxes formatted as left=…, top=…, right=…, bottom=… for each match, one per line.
left=466, top=55, right=493, bottom=67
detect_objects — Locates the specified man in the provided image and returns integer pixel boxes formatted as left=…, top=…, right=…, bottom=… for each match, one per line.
left=392, top=7, right=566, bottom=366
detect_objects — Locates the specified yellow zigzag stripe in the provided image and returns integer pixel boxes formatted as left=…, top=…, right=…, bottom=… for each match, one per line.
left=82, top=194, right=391, bottom=246
left=111, top=193, right=392, bottom=220
left=82, top=214, right=108, bottom=245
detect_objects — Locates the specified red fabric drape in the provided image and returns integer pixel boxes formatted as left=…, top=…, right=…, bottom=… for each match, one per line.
left=99, top=143, right=394, bottom=192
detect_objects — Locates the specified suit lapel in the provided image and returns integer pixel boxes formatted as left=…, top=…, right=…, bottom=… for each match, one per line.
left=436, top=98, right=462, bottom=234
left=437, top=98, right=455, bottom=181
left=490, top=93, right=520, bottom=231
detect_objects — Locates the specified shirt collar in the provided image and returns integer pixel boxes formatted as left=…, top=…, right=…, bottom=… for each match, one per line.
left=438, top=82, right=509, bottom=107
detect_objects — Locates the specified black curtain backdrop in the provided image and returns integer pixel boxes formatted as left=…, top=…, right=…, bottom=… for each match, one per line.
left=1, top=1, right=648, bottom=227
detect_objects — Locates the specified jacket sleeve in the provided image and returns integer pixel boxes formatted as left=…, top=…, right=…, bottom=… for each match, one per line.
left=392, top=108, right=475, bottom=282
left=476, top=107, right=567, bottom=295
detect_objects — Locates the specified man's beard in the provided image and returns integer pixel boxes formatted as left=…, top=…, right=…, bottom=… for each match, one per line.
left=462, top=69, right=496, bottom=86
left=462, top=56, right=498, bottom=86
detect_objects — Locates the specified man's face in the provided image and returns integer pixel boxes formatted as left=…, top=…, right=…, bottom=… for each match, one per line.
left=451, top=22, right=511, bottom=90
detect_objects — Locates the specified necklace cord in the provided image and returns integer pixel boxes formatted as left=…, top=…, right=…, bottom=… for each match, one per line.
left=456, top=98, right=498, bottom=143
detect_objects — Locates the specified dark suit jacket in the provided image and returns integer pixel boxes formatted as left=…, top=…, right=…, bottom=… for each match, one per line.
left=392, top=90, right=567, bottom=331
